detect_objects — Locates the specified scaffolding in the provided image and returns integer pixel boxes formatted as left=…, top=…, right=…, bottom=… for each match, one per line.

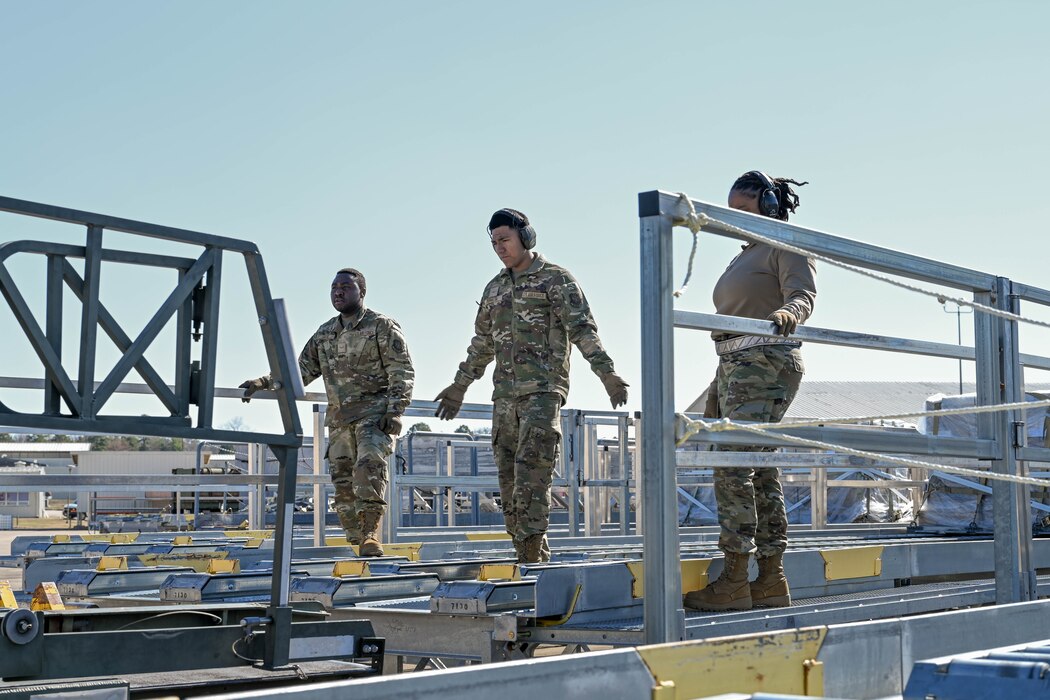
left=637, top=189, right=1050, bottom=644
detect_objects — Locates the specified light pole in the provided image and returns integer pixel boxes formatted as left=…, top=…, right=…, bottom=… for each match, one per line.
left=938, top=296, right=973, bottom=394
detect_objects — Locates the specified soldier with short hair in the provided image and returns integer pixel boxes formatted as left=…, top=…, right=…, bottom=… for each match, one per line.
left=241, top=267, right=413, bottom=557
left=434, top=208, right=628, bottom=563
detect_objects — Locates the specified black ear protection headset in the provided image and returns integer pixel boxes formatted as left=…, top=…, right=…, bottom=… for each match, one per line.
left=488, top=208, right=537, bottom=250
left=747, top=171, right=782, bottom=219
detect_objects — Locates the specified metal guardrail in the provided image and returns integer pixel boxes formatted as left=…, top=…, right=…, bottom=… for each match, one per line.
left=637, top=189, right=1050, bottom=644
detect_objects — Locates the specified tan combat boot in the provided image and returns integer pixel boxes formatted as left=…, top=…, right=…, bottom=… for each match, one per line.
left=358, top=511, right=384, bottom=557
left=751, top=552, right=791, bottom=607
left=336, top=509, right=362, bottom=546
left=520, top=534, right=549, bottom=564
left=683, top=552, right=752, bottom=611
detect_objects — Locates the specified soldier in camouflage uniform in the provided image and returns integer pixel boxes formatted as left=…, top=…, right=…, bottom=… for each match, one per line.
left=241, top=268, right=413, bottom=557
left=685, top=172, right=814, bottom=612
left=434, top=208, right=629, bottom=563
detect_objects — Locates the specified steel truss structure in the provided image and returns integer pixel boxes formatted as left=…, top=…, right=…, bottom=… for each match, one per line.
left=0, top=195, right=307, bottom=667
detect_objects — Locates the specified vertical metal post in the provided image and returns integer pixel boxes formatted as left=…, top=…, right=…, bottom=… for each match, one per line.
left=583, top=421, right=600, bottom=537
left=175, top=269, right=193, bottom=417
left=568, top=410, right=583, bottom=537
left=44, top=255, right=63, bottom=415
left=639, top=208, right=684, bottom=644
left=385, top=444, right=399, bottom=544
left=247, top=443, right=259, bottom=530
left=446, top=440, right=455, bottom=528
left=992, top=278, right=1035, bottom=600
left=78, top=225, right=103, bottom=418
left=386, top=440, right=396, bottom=545
left=811, top=463, right=827, bottom=530
left=635, top=413, right=644, bottom=536
left=312, top=406, right=326, bottom=547
left=559, top=411, right=580, bottom=537
left=195, top=252, right=222, bottom=428
left=618, top=415, right=631, bottom=536
left=435, top=443, right=445, bottom=527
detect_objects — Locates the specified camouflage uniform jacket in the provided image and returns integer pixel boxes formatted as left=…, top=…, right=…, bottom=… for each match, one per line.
left=454, top=253, right=616, bottom=401
left=298, top=306, right=414, bottom=427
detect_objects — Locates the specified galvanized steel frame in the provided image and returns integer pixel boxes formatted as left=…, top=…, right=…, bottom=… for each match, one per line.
left=637, top=189, right=1050, bottom=644
left=0, top=195, right=304, bottom=667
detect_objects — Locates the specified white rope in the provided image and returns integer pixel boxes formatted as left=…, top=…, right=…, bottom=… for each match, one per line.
left=682, top=417, right=1050, bottom=489
left=676, top=397, right=1050, bottom=445
left=671, top=193, right=701, bottom=298
left=672, top=194, right=1050, bottom=330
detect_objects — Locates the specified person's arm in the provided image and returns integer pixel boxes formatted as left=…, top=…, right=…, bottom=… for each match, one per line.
left=297, top=332, right=323, bottom=388
left=775, top=249, right=817, bottom=324
left=378, top=319, right=414, bottom=416
left=552, top=274, right=615, bottom=377
left=436, top=293, right=495, bottom=420
left=452, top=297, right=496, bottom=389
left=241, top=331, right=320, bottom=401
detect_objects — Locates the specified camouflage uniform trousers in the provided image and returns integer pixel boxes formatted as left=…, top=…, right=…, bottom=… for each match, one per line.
left=491, top=392, right=562, bottom=546
left=327, top=415, right=391, bottom=542
left=714, top=345, right=804, bottom=558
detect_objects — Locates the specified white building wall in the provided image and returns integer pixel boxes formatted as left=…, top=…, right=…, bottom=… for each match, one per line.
left=75, top=451, right=198, bottom=517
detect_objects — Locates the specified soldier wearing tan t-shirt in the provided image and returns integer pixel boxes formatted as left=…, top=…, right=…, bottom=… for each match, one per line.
left=686, top=171, right=814, bottom=613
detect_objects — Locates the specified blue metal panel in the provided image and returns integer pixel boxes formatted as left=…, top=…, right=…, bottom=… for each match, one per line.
left=905, top=640, right=1050, bottom=699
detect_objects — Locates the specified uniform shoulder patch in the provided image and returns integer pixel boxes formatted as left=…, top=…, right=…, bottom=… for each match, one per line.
left=392, top=337, right=405, bottom=354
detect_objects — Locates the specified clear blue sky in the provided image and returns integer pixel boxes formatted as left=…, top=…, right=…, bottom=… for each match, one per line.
left=2, top=1, right=1049, bottom=434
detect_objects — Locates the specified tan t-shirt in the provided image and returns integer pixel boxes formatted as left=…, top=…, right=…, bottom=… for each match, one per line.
left=712, top=243, right=816, bottom=338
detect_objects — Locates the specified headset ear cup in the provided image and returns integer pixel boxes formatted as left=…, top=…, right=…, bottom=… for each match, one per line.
left=519, top=225, right=537, bottom=250
left=759, top=189, right=780, bottom=218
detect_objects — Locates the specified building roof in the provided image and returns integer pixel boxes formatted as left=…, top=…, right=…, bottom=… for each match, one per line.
left=687, top=381, right=1050, bottom=423
left=0, top=442, right=92, bottom=454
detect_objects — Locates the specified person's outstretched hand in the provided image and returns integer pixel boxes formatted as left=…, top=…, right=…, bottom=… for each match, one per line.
left=434, top=383, right=466, bottom=420
left=600, top=372, right=629, bottom=409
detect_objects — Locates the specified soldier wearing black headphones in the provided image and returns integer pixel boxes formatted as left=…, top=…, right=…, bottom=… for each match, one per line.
left=434, top=208, right=629, bottom=564
left=685, top=171, right=815, bottom=614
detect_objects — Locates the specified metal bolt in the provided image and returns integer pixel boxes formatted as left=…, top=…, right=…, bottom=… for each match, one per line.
left=16, top=619, right=32, bottom=634
left=258, top=316, right=268, bottom=325
left=361, top=644, right=379, bottom=654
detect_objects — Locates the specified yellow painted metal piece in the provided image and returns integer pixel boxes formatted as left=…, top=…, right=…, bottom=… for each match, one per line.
left=804, top=659, right=825, bottom=696
left=51, top=534, right=71, bottom=543
left=651, top=681, right=677, bottom=699
left=820, top=546, right=884, bottom=580
left=536, top=584, right=582, bottom=627
left=464, top=532, right=512, bottom=541
left=479, top=563, right=520, bottom=581
left=96, top=556, right=128, bottom=571
left=243, top=538, right=265, bottom=548
left=224, top=529, right=273, bottom=539
left=384, top=543, right=422, bottom=561
left=324, top=539, right=421, bottom=560
left=628, top=559, right=712, bottom=598
left=207, top=558, right=239, bottom=574
left=333, top=561, right=371, bottom=577
left=31, top=582, right=65, bottom=611
left=79, top=533, right=138, bottom=543
left=637, top=627, right=827, bottom=699
left=173, top=535, right=193, bottom=545
left=138, top=552, right=230, bottom=572
left=0, top=581, right=17, bottom=609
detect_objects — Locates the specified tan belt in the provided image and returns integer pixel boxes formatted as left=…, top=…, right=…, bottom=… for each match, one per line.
left=715, top=335, right=801, bottom=356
